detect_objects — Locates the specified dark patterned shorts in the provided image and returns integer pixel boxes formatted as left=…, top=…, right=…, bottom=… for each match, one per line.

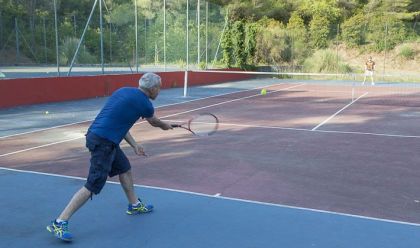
left=84, top=132, right=131, bottom=194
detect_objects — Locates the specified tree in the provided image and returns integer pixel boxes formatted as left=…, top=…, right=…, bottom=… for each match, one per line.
left=244, top=22, right=257, bottom=65
left=342, top=13, right=366, bottom=47
left=0, top=0, right=416, bottom=67
left=212, top=0, right=294, bottom=23
left=221, top=22, right=233, bottom=67
left=297, top=0, right=342, bottom=24
left=231, top=20, right=245, bottom=68
left=309, top=15, right=330, bottom=49
left=287, top=12, right=309, bottom=64
left=366, top=14, right=408, bottom=51
left=254, top=18, right=291, bottom=66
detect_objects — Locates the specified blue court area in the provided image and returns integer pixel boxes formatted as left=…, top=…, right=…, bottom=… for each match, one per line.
left=0, top=169, right=419, bottom=248
left=2, top=79, right=420, bottom=247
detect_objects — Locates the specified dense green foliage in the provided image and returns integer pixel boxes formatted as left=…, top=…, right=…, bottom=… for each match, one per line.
left=0, top=0, right=418, bottom=71
left=216, top=0, right=418, bottom=70
left=0, top=0, right=226, bottom=66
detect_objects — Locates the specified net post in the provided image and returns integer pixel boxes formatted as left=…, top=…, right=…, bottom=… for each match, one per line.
left=184, top=0, right=189, bottom=97
left=99, top=0, right=104, bottom=74
left=197, top=0, right=200, bottom=65
left=205, top=1, right=208, bottom=68
left=134, top=0, right=138, bottom=73
left=42, top=17, right=47, bottom=64
left=14, top=18, right=19, bottom=64
left=382, top=22, right=388, bottom=81
left=163, top=0, right=166, bottom=71
left=53, top=0, right=60, bottom=76
left=183, top=70, right=188, bottom=97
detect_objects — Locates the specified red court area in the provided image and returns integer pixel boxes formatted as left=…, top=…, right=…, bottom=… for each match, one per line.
left=1, top=83, right=420, bottom=224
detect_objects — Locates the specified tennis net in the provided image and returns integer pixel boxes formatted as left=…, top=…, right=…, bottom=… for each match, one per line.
left=185, top=70, right=420, bottom=108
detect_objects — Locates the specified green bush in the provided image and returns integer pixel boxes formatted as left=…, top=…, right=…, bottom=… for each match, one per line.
left=198, top=61, right=207, bottom=70
left=244, top=22, right=257, bottom=65
left=398, top=45, right=415, bottom=60
left=366, top=15, right=407, bottom=52
left=341, top=13, right=366, bottom=48
left=287, top=13, right=310, bottom=64
left=309, top=15, right=330, bottom=49
left=221, top=24, right=234, bottom=68
left=231, top=20, right=246, bottom=68
left=60, top=37, right=97, bottom=65
left=77, top=49, right=97, bottom=64
left=176, top=59, right=186, bottom=70
left=303, top=49, right=353, bottom=73
left=60, top=38, right=78, bottom=65
left=221, top=20, right=257, bottom=69
left=254, top=18, right=292, bottom=65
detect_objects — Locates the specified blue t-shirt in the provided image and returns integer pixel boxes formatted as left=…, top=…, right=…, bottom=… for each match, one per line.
left=88, top=87, right=154, bottom=144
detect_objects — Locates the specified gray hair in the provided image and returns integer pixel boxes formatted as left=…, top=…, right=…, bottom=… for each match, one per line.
left=139, top=73, right=161, bottom=90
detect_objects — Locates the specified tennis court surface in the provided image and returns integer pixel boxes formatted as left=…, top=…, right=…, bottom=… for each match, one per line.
left=1, top=74, right=420, bottom=247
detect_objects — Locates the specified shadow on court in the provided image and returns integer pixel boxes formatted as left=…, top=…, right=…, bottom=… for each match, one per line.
left=1, top=82, right=420, bottom=247
left=0, top=170, right=419, bottom=248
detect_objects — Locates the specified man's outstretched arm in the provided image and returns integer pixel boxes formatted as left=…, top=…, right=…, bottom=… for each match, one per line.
left=146, top=116, right=172, bottom=130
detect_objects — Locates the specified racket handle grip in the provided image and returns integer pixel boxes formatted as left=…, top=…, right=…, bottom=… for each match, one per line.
left=171, top=124, right=181, bottom=128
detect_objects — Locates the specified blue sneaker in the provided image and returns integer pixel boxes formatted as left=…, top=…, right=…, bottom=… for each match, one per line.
left=126, top=198, right=154, bottom=215
left=46, top=220, right=73, bottom=242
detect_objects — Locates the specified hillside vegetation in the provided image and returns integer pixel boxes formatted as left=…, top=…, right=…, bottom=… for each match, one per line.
left=214, top=0, right=419, bottom=74
left=0, top=0, right=418, bottom=74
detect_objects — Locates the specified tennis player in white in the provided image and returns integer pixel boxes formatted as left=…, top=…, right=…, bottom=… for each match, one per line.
left=362, top=56, right=375, bottom=85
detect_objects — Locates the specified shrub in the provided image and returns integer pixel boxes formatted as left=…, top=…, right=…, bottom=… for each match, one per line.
left=176, top=59, right=186, bottom=70
left=309, top=15, right=330, bottom=49
left=60, top=37, right=97, bottom=65
left=231, top=20, right=246, bottom=68
left=287, top=13, right=310, bottom=64
left=198, top=61, right=207, bottom=70
left=341, top=13, right=366, bottom=48
left=398, top=45, right=415, bottom=60
left=221, top=24, right=234, bottom=68
left=303, top=49, right=353, bottom=73
left=366, top=15, right=407, bottom=52
left=254, top=18, right=292, bottom=65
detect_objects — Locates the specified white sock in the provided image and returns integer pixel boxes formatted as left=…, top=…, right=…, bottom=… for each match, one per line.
left=56, top=218, right=66, bottom=223
left=132, top=200, right=141, bottom=207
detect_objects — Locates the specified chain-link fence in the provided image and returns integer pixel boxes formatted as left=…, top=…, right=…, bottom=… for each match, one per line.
left=0, top=0, right=418, bottom=81
left=0, top=0, right=226, bottom=76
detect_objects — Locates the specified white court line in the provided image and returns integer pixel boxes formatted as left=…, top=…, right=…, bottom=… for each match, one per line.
left=0, top=120, right=92, bottom=139
left=1, top=166, right=419, bottom=227
left=165, top=121, right=420, bottom=139
left=0, top=81, right=292, bottom=139
left=3, top=86, right=418, bottom=158
left=313, top=129, right=420, bottom=139
left=158, top=84, right=306, bottom=118
left=0, top=136, right=83, bottom=158
left=219, top=122, right=420, bottom=139
left=312, top=92, right=369, bottom=131
left=0, top=84, right=305, bottom=157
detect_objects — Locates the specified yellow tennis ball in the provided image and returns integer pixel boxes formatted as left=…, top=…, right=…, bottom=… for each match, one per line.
left=260, top=88, right=267, bottom=95
left=45, top=111, right=49, bottom=115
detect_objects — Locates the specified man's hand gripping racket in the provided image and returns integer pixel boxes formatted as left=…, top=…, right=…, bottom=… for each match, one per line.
left=171, top=113, right=219, bottom=136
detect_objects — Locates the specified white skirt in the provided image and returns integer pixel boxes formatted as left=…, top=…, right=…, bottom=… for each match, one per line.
left=364, top=70, right=374, bottom=76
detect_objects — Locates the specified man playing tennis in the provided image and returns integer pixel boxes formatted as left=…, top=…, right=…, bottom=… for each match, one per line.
left=362, top=56, right=375, bottom=85
left=47, top=72, right=172, bottom=242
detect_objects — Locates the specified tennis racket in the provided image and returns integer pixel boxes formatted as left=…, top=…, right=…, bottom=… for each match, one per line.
left=171, top=113, right=219, bottom=136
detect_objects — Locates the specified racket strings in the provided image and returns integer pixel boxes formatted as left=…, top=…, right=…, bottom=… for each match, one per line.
left=189, top=115, right=218, bottom=136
